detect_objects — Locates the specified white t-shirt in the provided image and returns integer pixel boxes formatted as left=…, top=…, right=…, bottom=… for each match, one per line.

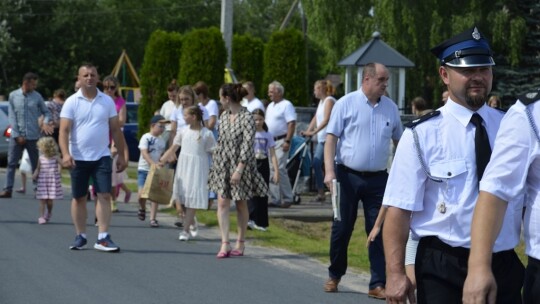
left=170, top=104, right=210, bottom=132
left=138, top=133, right=166, bottom=171
left=246, top=97, right=265, bottom=113
left=159, top=100, right=178, bottom=131
left=315, top=96, right=336, bottom=143
left=60, top=90, right=117, bottom=161
left=265, top=99, right=296, bottom=138
left=200, top=99, right=220, bottom=131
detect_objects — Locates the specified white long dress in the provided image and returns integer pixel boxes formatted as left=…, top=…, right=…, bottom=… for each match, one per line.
left=172, top=127, right=216, bottom=209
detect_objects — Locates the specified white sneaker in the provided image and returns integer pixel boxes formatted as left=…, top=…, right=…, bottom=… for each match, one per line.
left=179, top=231, right=190, bottom=241
left=247, top=220, right=256, bottom=230
left=189, top=217, right=198, bottom=238
left=254, top=224, right=267, bottom=232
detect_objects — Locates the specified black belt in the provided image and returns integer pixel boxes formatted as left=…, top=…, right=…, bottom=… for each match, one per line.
left=337, top=164, right=387, bottom=177
left=420, top=236, right=514, bottom=260
left=274, top=134, right=287, bottom=141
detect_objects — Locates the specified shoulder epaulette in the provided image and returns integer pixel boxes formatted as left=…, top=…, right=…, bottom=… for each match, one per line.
left=405, top=110, right=441, bottom=128
left=493, top=107, right=507, bottom=113
left=518, top=91, right=540, bottom=106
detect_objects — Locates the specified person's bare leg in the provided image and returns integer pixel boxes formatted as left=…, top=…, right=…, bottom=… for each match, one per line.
left=71, top=197, right=88, bottom=234
left=184, top=207, right=196, bottom=234
left=150, top=202, right=158, bottom=220
left=235, top=200, right=248, bottom=250
left=217, top=195, right=231, bottom=252
left=96, top=193, right=112, bottom=233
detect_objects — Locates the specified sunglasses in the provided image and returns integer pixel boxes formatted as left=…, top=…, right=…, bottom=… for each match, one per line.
left=104, top=85, right=116, bottom=90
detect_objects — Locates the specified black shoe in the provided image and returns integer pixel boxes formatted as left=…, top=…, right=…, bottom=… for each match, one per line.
left=0, top=191, right=12, bottom=198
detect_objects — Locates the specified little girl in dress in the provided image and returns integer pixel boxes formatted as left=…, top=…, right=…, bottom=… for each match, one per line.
left=33, top=137, right=63, bottom=224
left=161, top=106, right=216, bottom=241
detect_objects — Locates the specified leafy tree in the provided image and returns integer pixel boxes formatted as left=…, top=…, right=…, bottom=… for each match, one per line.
left=138, top=30, right=182, bottom=137
left=178, top=27, right=227, bottom=99
left=232, top=33, right=264, bottom=93
left=263, top=28, right=308, bottom=106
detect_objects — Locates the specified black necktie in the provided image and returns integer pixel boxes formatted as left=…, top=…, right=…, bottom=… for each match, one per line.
left=470, top=113, right=492, bottom=181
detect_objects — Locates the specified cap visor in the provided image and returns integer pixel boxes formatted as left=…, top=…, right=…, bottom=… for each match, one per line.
left=445, top=55, right=495, bottom=68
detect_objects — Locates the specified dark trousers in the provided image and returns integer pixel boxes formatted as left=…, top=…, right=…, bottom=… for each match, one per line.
left=524, top=256, right=540, bottom=304
left=3, top=138, right=38, bottom=191
left=328, top=164, right=387, bottom=289
left=248, top=158, right=270, bottom=227
left=416, top=236, right=524, bottom=304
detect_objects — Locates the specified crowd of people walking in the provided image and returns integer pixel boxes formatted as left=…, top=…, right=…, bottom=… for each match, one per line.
left=2, top=23, right=540, bottom=303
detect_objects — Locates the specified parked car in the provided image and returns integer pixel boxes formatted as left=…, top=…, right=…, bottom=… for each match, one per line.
left=124, top=102, right=140, bottom=162
left=0, top=102, right=11, bottom=166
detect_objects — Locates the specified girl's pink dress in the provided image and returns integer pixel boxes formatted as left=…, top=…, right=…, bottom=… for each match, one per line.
left=35, top=156, right=63, bottom=199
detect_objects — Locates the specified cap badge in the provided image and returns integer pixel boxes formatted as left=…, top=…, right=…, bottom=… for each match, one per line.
left=472, top=27, right=481, bottom=40
left=526, top=92, right=539, bottom=99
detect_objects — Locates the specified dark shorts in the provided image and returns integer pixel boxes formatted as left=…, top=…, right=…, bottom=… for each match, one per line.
left=70, top=156, right=112, bottom=199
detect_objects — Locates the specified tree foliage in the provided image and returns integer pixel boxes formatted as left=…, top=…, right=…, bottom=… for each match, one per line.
left=0, top=0, right=538, bottom=110
left=138, top=30, right=182, bottom=137
left=232, top=33, right=264, bottom=94
left=263, top=29, right=308, bottom=106
left=178, top=27, right=227, bottom=99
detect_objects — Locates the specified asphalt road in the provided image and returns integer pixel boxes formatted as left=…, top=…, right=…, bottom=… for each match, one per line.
left=0, top=173, right=381, bottom=304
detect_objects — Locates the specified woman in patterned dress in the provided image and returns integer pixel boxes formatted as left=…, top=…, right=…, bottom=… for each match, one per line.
left=209, top=83, right=268, bottom=258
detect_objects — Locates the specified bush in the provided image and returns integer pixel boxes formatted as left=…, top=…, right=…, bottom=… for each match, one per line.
left=139, top=30, right=182, bottom=137
left=263, top=29, right=308, bottom=106
left=178, top=27, right=227, bottom=99
left=232, top=33, right=264, bottom=94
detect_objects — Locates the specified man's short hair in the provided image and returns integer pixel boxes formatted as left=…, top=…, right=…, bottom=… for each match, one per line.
left=269, top=81, right=284, bottom=95
left=22, top=72, right=38, bottom=82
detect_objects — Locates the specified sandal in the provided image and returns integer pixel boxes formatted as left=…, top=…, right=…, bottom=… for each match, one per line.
left=137, top=209, right=146, bottom=221
left=216, top=242, right=231, bottom=259
left=15, top=188, right=26, bottom=194
left=150, top=219, right=159, bottom=227
left=230, top=240, right=245, bottom=257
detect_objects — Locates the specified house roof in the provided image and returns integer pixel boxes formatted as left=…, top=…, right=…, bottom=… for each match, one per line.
left=338, top=32, right=415, bottom=68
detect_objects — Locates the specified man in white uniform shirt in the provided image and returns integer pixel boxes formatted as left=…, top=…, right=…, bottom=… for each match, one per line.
left=265, top=81, right=296, bottom=208
left=382, top=26, right=523, bottom=304
left=323, top=62, right=402, bottom=299
left=463, top=91, right=540, bottom=304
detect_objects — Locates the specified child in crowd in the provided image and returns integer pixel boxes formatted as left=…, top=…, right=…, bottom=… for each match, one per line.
left=32, top=137, right=63, bottom=224
left=247, top=109, right=279, bottom=231
left=137, top=115, right=168, bottom=227
left=16, top=149, right=32, bottom=194
left=161, top=106, right=216, bottom=241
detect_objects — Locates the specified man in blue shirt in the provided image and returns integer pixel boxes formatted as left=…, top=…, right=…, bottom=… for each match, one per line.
left=0, top=72, right=52, bottom=198
left=323, top=62, right=403, bottom=299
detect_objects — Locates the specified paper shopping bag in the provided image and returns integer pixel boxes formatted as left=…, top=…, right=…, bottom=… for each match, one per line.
left=140, top=165, right=174, bottom=205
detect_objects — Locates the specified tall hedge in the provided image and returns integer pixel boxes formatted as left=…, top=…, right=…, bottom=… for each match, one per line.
left=139, top=29, right=182, bottom=137
left=178, top=27, right=227, bottom=99
left=232, top=33, right=264, bottom=95
left=263, top=29, right=308, bottom=106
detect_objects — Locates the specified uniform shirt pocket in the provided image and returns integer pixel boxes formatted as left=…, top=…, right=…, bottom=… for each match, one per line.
left=430, top=159, right=467, bottom=179
left=429, top=159, right=468, bottom=204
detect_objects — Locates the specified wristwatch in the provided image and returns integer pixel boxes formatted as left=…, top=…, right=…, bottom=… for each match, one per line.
left=285, top=139, right=291, bottom=144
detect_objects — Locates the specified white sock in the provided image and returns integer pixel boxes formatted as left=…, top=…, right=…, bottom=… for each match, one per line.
left=80, top=233, right=87, bottom=239
left=98, top=232, right=108, bottom=239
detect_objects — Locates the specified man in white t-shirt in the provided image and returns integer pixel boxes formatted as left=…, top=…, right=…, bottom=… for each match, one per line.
left=159, top=82, right=180, bottom=145
left=265, top=81, right=296, bottom=208
left=242, top=81, right=265, bottom=113
left=60, top=63, right=127, bottom=253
